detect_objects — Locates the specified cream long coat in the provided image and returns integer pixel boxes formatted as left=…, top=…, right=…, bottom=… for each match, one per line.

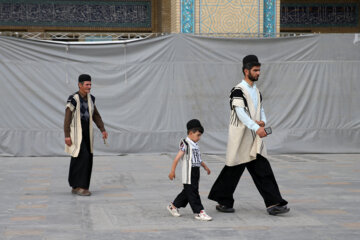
left=225, top=83, right=267, bottom=166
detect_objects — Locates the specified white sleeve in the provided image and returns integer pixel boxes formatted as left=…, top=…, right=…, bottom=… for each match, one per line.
left=260, top=105, right=267, bottom=124
left=235, top=106, right=260, bottom=132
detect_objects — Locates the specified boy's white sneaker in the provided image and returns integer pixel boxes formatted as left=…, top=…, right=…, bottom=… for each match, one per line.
left=167, top=203, right=181, bottom=217
left=195, top=210, right=212, bottom=221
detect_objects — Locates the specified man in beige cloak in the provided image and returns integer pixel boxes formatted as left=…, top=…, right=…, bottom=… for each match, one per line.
left=64, top=74, right=108, bottom=196
left=208, top=55, right=289, bottom=215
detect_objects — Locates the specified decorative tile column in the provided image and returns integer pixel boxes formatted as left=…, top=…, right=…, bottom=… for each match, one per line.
left=181, top=0, right=195, bottom=33
left=264, top=0, right=276, bottom=36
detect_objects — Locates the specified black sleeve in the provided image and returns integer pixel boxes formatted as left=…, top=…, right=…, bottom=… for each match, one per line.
left=229, top=88, right=248, bottom=109
left=67, top=94, right=77, bottom=109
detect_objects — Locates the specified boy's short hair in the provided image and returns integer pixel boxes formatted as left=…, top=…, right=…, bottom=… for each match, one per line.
left=186, top=119, right=204, bottom=134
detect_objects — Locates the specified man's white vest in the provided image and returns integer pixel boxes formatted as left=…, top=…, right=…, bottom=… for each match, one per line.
left=65, top=93, right=94, bottom=157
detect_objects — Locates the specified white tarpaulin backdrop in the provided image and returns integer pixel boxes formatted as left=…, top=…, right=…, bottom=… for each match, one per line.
left=0, top=34, right=359, bottom=156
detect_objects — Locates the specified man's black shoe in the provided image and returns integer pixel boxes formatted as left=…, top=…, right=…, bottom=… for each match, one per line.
left=216, top=204, right=235, bottom=213
left=267, top=205, right=290, bottom=216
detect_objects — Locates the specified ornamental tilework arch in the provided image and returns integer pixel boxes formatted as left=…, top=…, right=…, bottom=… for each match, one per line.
left=199, top=0, right=260, bottom=34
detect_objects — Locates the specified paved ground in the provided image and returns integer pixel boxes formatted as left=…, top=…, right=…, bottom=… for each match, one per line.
left=0, top=154, right=359, bottom=240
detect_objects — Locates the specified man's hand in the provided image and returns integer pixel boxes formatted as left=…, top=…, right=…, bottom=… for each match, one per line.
left=102, top=131, right=108, bottom=140
left=168, top=171, right=176, bottom=180
left=65, top=137, right=72, bottom=146
left=256, top=120, right=265, bottom=127
left=256, top=127, right=267, bottom=138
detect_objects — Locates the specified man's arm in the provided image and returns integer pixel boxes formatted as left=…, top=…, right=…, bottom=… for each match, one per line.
left=93, top=105, right=105, bottom=132
left=93, top=105, right=108, bottom=139
left=256, top=106, right=267, bottom=127
left=64, top=108, right=72, bottom=146
left=260, top=105, right=267, bottom=124
left=235, top=107, right=267, bottom=138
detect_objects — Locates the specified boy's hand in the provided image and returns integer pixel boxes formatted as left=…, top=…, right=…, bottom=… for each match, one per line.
left=168, top=171, right=175, bottom=180
left=204, top=167, right=211, bottom=175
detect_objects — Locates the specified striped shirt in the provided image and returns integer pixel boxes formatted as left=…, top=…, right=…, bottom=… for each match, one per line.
left=180, top=137, right=202, bottom=167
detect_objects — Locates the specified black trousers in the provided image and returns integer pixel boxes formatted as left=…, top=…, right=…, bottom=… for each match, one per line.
left=208, top=154, right=288, bottom=208
left=68, top=120, right=93, bottom=189
left=173, top=167, right=204, bottom=214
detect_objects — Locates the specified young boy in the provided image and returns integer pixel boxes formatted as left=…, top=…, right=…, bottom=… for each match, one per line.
left=167, top=119, right=212, bottom=221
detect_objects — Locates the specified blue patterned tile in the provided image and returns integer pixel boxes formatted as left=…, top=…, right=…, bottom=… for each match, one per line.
left=264, top=0, right=276, bottom=36
left=181, top=0, right=195, bottom=33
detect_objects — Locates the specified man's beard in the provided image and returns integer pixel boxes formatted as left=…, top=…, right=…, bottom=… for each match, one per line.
left=248, top=73, right=259, bottom=82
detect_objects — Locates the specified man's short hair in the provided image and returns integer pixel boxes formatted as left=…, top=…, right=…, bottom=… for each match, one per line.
left=78, top=74, right=91, bottom=83
left=242, top=55, right=261, bottom=74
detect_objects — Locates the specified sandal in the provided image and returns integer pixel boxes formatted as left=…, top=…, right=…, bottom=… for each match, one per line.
left=76, top=188, right=91, bottom=196
left=71, top=188, right=79, bottom=194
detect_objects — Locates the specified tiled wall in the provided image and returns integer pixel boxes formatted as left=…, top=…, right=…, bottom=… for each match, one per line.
left=171, top=0, right=181, bottom=33
left=176, top=0, right=280, bottom=34
left=0, top=0, right=153, bottom=31
left=0, top=0, right=288, bottom=34
left=200, top=0, right=260, bottom=33
left=280, top=0, right=360, bottom=33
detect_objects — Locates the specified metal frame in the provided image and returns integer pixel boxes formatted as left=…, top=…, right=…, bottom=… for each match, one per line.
left=192, top=32, right=314, bottom=38
left=0, top=32, right=166, bottom=41
left=0, top=31, right=313, bottom=42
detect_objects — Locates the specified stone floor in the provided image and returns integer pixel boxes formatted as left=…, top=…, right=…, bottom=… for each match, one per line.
left=0, top=154, right=359, bottom=240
